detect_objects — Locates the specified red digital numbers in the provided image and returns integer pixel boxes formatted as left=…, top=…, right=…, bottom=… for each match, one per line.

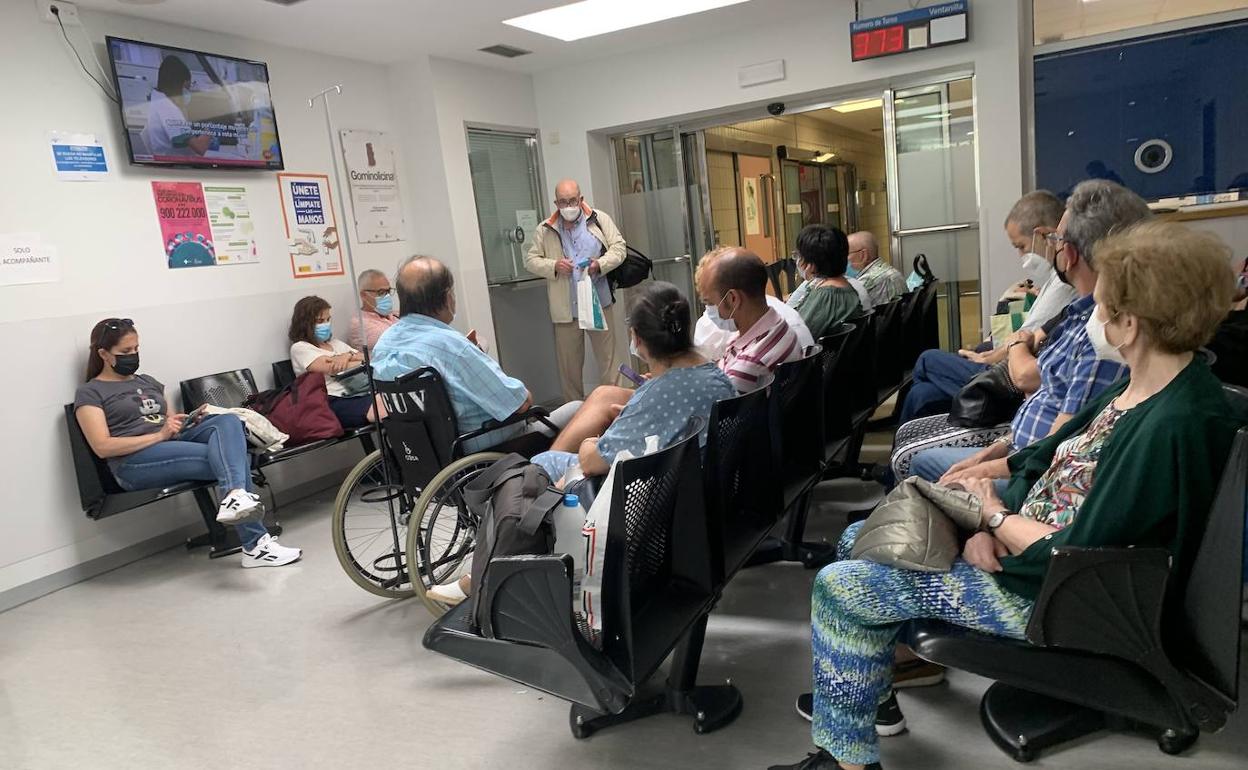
left=852, top=24, right=907, bottom=60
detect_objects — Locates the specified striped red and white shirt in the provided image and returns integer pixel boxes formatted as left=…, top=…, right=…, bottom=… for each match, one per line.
left=720, top=307, right=802, bottom=392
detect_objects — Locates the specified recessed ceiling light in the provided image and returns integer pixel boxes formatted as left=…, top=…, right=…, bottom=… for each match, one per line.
left=831, top=98, right=883, bottom=113
left=503, top=0, right=751, bottom=42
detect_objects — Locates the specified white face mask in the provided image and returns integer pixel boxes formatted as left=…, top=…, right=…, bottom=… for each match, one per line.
left=1085, top=308, right=1127, bottom=365
left=704, top=300, right=737, bottom=333
left=559, top=205, right=581, bottom=222
left=1021, top=252, right=1052, bottom=283
left=629, top=332, right=641, bottom=359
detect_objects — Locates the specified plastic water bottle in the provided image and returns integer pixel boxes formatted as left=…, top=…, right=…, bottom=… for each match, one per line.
left=553, top=492, right=589, bottom=593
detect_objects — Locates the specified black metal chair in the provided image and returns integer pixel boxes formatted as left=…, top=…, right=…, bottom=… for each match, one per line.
left=703, top=382, right=783, bottom=580
left=816, top=324, right=859, bottom=468
left=62, top=403, right=278, bottom=558
left=271, top=359, right=296, bottom=389
left=765, top=257, right=799, bottom=299
left=872, top=297, right=906, bottom=402
left=904, top=385, right=1248, bottom=761
left=424, top=430, right=742, bottom=738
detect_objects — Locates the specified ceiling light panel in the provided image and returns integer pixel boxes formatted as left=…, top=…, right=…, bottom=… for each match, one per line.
left=504, top=0, right=752, bottom=42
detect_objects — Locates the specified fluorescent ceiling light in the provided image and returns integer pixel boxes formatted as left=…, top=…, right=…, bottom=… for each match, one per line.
left=504, top=0, right=751, bottom=42
left=831, top=98, right=883, bottom=114
left=813, top=152, right=837, bottom=163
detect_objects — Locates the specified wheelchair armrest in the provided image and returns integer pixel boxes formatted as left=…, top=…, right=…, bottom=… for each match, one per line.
left=332, top=364, right=370, bottom=379
left=1025, top=545, right=1170, bottom=652
left=454, top=406, right=561, bottom=454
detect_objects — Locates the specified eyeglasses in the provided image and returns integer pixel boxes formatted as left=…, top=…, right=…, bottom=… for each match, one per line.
left=363, top=288, right=391, bottom=297
left=103, top=318, right=134, bottom=330
left=1043, top=231, right=1068, bottom=257
left=555, top=198, right=580, bottom=207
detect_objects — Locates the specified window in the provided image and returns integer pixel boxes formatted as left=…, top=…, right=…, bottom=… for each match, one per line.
left=1034, top=0, right=1248, bottom=46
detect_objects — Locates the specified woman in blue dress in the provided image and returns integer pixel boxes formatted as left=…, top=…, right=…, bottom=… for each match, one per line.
left=533, top=280, right=736, bottom=481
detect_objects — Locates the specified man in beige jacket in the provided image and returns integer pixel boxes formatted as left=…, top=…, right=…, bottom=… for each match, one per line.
left=524, top=179, right=628, bottom=401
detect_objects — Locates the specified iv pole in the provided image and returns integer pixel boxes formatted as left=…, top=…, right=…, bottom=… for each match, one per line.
left=309, top=84, right=407, bottom=589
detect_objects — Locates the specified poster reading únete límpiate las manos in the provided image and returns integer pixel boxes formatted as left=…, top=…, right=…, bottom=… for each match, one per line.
left=152, top=181, right=215, bottom=268
left=278, top=172, right=344, bottom=278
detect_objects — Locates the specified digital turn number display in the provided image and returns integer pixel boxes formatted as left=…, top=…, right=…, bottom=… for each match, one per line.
left=852, top=26, right=906, bottom=60
left=849, top=1, right=969, bottom=62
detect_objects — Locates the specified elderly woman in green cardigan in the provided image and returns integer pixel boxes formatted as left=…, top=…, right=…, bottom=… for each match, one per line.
left=772, top=220, right=1244, bottom=770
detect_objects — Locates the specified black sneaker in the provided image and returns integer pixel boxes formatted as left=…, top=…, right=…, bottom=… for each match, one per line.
left=795, top=691, right=906, bottom=737
left=767, top=749, right=882, bottom=770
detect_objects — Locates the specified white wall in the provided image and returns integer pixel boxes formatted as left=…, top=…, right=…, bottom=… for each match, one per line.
left=532, top=0, right=1029, bottom=321
left=0, top=3, right=408, bottom=598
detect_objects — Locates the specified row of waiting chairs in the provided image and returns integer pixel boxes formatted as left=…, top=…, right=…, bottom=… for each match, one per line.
left=64, top=359, right=376, bottom=558
left=423, top=289, right=1248, bottom=761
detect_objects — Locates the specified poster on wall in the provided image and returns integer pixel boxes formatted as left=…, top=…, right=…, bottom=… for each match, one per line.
left=0, top=232, right=60, bottom=286
left=742, top=176, right=761, bottom=236
left=204, top=185, right=259, bottom=265
left=340, top=129, right=404, bottom=243
left=151, top=181, right=216, bottom=268
left=277, top=172, right=344, bottom=278
left=49, top=131, right=109, bottom=181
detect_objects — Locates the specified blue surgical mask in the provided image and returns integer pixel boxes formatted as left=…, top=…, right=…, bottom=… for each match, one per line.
left=314, top=322, right=332, bottom=342
left=906, top=270, right=925, bottom=291
left=845, top=264, right=860, bottom=279
left=374, top=293, right=393, bottom=315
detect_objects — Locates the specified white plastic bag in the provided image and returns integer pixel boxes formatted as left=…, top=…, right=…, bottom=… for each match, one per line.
left=578, top=435, right=659, bottom=647
left=576, top=273, right=608, bottom=332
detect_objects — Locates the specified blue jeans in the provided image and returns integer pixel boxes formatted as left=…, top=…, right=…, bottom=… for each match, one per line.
left=898, top=350, right=988, bottom=425
left=910, top=446, right=1010, bottom=497
left=112, top=414, right=266, bottom=548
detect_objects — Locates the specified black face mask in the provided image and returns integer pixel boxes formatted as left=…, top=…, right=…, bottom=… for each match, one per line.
left=1052, top=249, right=1071, bottom=286
left=112, top=352, right=140, bottom=377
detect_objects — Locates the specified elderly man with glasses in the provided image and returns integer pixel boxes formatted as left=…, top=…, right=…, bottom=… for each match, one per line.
left=524, top=178, right=628, bottom=403
left=348, top=268, right=401, bottom=351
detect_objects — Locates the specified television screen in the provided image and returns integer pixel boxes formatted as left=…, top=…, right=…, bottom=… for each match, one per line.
left=106, top=36, right=284, bottom=170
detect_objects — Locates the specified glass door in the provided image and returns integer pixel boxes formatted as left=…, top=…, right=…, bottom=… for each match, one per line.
left=611, top=129, right=703, bottom=304
left=466, top=127, right=544, bottom=283
left=885, top=77, right=980, bottom=350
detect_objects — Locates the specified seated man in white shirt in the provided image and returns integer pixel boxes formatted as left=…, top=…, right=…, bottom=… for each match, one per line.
left=695, top=247, right=814, bottom=361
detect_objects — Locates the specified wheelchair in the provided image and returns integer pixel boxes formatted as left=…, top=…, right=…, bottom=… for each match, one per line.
left=331, top=366, right=559, bottom=614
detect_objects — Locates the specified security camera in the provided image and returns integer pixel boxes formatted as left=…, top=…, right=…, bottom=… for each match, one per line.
left=767, top=102, right=786, bottom=116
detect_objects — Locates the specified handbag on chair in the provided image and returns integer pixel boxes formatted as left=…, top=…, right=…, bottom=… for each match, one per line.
left=948, top=361, right=1025, bottom=429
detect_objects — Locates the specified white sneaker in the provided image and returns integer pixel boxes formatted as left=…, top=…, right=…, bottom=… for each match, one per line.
left=426, top=579, right=469, bottom=606
left=217, top=489, right=262, bottom=524
left=241, top=533, right=302, bottom=568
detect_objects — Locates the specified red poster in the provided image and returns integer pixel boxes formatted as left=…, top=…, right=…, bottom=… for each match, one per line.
left=151, top=181, right=215, bottom=268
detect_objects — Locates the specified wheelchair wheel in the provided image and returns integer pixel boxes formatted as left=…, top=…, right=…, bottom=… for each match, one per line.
left=407, top=452, right=504, bottom=617
left=332, top=450, right=414, bottom=599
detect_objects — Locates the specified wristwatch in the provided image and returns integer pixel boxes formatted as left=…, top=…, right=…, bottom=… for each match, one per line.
left=985, top=510, right=1012, bottom=531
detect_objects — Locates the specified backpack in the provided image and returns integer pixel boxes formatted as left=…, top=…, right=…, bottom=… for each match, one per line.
left=462, top=454, right=565, bottom=636
left=607, top=244, right=653, bottom=292
left=244, top=371, right=343, bottom=446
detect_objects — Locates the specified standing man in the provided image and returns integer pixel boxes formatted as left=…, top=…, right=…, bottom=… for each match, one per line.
left=525, top=179, right=627, bottom=402
left=347, top=268, right=399, bottom=350
left=847, top=231, right=907, bottom=307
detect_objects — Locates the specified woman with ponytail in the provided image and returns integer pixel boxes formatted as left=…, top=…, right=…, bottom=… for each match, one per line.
left=73, top=318, right=302, bottom=568
left=532, top=281, right=735, bottom=480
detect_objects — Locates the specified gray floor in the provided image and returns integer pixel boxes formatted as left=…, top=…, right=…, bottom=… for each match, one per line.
left=3, top=478, right=1246, bottom=769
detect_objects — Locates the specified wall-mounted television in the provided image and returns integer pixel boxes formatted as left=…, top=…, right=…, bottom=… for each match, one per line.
left=106, top=36, right=284, bottom=170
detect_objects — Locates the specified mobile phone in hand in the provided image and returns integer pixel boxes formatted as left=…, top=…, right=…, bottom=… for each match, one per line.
left=619, top=364, right=645, bottom=387
left=179, top=404, right=209, bottom=433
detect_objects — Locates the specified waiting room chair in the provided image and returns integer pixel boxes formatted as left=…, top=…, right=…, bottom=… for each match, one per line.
left=62, top=403, right=277, bottom=558
left=903, top=384, right=1248, bottom=761
left=423, top=430, right=744, bottom=738
left=272, top=359, right=296, bottom=390
left=765, top=257, right=798, bottom=299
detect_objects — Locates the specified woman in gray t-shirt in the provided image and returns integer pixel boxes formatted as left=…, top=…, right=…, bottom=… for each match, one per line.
left=73, top=319, right=301, bottom=568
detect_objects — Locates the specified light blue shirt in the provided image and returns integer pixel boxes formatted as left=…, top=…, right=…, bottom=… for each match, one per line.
left=558, top=213, right=613, bottom=314
left=373, top=314, right=528, bottom=453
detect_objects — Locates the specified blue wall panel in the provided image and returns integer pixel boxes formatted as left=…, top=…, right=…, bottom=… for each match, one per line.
left=1035, top=21, right=1248, bottom=200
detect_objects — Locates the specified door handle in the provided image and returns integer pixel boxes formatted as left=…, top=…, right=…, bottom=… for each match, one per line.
left=760, top=175, right=772, bottom=238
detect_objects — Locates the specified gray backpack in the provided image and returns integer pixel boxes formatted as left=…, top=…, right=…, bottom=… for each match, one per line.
left=462, top=454, right=564, bottom=635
